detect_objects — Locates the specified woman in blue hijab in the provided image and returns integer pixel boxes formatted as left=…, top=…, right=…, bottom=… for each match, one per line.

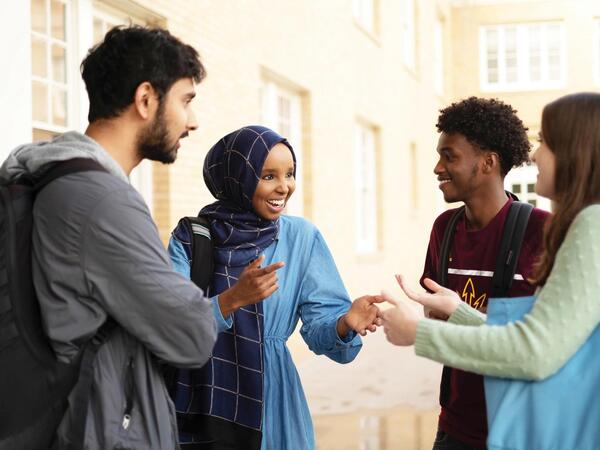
left=168, top=125, right=382, bottom=450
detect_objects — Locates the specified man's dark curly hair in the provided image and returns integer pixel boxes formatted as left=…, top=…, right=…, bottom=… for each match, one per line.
left=81, top=25, right=206, bottom=123
left=436, top=97, right=530, bottom=176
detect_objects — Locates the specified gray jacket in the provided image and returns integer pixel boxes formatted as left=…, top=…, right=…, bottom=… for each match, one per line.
left=0, top=132, right=217, bottom=449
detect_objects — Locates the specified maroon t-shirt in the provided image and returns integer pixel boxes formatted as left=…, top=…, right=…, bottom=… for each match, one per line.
left=421, top=198, right=549, bottom=448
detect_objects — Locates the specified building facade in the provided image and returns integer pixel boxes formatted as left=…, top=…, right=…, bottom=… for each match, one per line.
left=2, top=0, right=599, bottom=448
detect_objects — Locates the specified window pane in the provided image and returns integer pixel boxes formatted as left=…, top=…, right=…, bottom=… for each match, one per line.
left=32, top=80, right=48, bottom=122
left=31, top=37, right=47, bottom=78
left=546, top=24, right=561, bottom=81
left=52, top=44, right=66, bottom=83
left=527, top=183, right=535, bottom=193
left=51, top=87, right=67, bottom=126
left=512, top=184, right=522, bottom=194
left=528, top=199, right=537, bottom=207
left=51, top=0, right=66, bottom=41
left=486, top=28, right=499, bottom=83
left=505, top=27, right=518, bottom=83
left=31, top=0, right=47, bottom=34
left=528, top=25, right=541, bottom=82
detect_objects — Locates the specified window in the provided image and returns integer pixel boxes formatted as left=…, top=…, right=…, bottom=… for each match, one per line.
left=261, top=79, right=304, bottom=216
left=31, top=0, right=71, bottom=142
left=359, top=415, right=381, bottom=450
left=434, top=17, right=444, bottom=95
left=401, top=0, right=416, bottom=71
left=480, top=22, right=564, bottom=91
left=353, top=0, right=376, bottom=35
left=355, top=123, right=378, bottom=254
left=504, top=164, right=551, bottom=211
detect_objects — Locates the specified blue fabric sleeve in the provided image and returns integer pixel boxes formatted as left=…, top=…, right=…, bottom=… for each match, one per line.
left=168, top=236, right=233, bottom=332
left=298, top=231, right=362, bottom=363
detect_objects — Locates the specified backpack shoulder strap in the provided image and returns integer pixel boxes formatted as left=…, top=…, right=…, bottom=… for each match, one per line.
left=180, top=215, right=213, bottom=292
left=34, top=158, right=106, bottom=192
left=437, top=206, right=465, bottom=286
left=491, top=201, right=534, bottom=298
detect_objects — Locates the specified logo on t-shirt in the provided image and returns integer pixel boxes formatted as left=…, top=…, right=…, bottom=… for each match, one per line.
left=461, top=278, right=487, bottom=310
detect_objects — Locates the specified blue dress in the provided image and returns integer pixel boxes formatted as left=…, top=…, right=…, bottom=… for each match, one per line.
left=168, top=215, right=362, bottom=449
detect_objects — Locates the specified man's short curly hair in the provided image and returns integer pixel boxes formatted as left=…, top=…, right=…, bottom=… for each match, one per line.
left=436, top=97, right=530, bottom=176
left=81, top=25, right=206, bottom=123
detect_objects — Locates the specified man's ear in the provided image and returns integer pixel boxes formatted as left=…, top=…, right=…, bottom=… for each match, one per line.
left=133, top=82, right=158, bottom=120
left=482, top=151, right=502, bottom=175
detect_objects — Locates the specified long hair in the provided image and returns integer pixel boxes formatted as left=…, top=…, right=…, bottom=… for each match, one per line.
left=532, top=92, right=600, bottom=285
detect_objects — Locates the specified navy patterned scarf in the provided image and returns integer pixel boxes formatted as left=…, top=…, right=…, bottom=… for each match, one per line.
left=172, top=126, right=294, bottom=449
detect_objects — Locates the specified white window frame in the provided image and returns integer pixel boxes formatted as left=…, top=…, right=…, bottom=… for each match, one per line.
left=30, top=0, right=75, bottom=138
left=479, top=22, right=566, bottom=92
left=504, top=164, right=551, bottom=211
left=434, top=17, right=444, bottom=96
left=354, top=123, right=378, bottom=254
left=401, top=0, right=416, bottom=71
left=353, top=0, right=375, bottom=35
left=261, top=80, right=304, bottom=217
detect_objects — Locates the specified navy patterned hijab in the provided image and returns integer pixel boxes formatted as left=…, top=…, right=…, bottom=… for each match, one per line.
left=172, top=126, right=294, bottom=448
left=201, top=125, right=295, bottom=275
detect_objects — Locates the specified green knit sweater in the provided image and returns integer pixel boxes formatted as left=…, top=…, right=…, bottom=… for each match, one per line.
left=415, top=204, right=600, bottom=381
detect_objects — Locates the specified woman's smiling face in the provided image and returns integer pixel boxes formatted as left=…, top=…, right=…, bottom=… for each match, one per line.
left=252, top=143, right=296, bottom=220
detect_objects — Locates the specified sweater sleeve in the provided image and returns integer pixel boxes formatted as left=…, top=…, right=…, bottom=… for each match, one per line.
left=448, top=303, right=487, bottom=326
left=414, top=205, right=600, bottom=380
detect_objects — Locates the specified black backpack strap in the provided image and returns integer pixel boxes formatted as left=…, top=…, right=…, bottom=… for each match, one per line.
left=436, top=206, right=465, bottom=286
left=491, top=201, right=534, bottom=298
left=33, top=158, right=106, bottom=192
left=65, top=319, right=117, bottom=450
left=435, top=206, right=464, bottom=408
left=185, top=216, right=214, bottom=292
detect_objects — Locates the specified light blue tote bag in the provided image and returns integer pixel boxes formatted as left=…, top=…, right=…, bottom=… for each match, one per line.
left=484, top=295, right=600, bottom=450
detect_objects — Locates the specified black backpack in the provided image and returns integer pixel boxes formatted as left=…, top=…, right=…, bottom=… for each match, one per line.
left=0, top=158, right=115, bottom=450
left=436, top=198, right=534, bottom=407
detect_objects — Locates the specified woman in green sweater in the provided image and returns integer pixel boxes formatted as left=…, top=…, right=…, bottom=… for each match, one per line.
left=381, top=92, right=600, bottom=445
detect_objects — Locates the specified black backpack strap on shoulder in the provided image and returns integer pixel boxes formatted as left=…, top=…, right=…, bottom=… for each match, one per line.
left=65, top=318, right=117, bottom=450
left=437, top=206, right=465, bottom=286
left=435, top=206, right=464, bottom=408
left=34, top=158, right=106, bottom=192
left=491, top=201, right=534, bottom=298
left=185, top=215, right=213, bottom=292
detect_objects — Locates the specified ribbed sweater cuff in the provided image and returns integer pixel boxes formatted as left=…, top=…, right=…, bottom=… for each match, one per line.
left=448, top=302, right=485, bottom=325
left=414, top=318, right=439, bottom=359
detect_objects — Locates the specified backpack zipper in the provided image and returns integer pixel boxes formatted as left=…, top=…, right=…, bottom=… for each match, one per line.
left=122, top=356, right=135, bottom=430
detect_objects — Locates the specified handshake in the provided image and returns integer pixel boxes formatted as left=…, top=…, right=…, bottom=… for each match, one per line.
left=338, top=274, right=464, bottom=344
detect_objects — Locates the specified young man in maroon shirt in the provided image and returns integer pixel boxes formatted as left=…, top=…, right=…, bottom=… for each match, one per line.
left=421, top=97, right=550, bottom=449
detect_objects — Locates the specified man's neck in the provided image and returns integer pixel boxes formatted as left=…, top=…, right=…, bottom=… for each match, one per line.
left=85, top=119, right=141, bottom=176
left=463, top=185, right=509, bottom=231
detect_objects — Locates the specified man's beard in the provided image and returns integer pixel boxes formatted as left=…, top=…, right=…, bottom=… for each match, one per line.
left=136, top=104, right=180, bottom=164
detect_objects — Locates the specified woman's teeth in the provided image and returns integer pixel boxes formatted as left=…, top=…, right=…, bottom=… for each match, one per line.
left=268, top=199, right=285, bottom=207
